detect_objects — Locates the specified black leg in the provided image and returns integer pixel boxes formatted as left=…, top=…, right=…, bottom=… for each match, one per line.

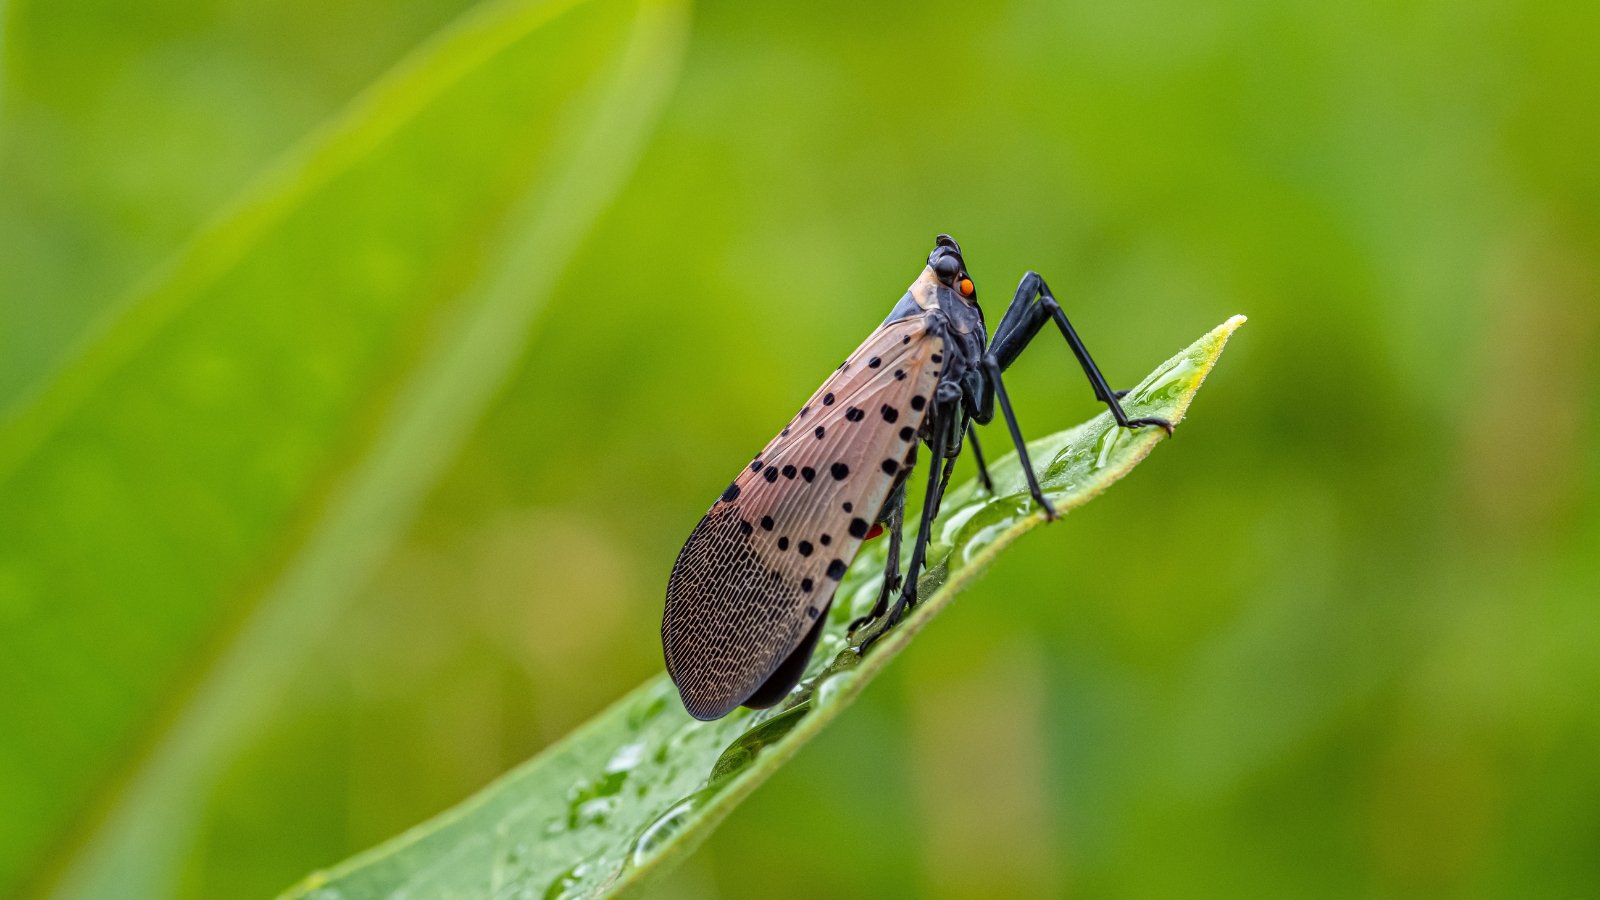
left=850, top=483, right=905, bottom=633
left=966, top=422, right=993, bottom=494
left=934, top=452, right=958, bottom=519
left=988, top=272, right=1172, bottom=434
left=932, top=412, right=970, bottom=519
left=983, top=356, right=1056, bottom=519
left=861, top=400, right=953, bottom=649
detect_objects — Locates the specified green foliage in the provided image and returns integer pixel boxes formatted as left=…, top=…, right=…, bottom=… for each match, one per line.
left=277, top=318, right=1243, bottom=899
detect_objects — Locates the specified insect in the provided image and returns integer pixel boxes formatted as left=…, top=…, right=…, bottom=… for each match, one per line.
left=662, top=235, right=1171, bottom=720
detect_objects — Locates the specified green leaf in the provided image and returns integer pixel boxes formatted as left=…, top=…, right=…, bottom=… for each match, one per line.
left=279, top=314, right=1246, bottom=900
left=0, top=0, right=689, bottom=896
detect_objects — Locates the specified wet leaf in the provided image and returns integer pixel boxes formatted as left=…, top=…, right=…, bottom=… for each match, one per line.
left=279, top=315, right=1245, bottom=899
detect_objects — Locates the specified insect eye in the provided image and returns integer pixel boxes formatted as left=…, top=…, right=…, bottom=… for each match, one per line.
left=959, top=278, right=974, bottom=297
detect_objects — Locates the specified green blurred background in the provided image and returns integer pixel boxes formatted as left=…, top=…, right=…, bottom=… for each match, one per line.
left=2, top=0, right=1596, bottom=896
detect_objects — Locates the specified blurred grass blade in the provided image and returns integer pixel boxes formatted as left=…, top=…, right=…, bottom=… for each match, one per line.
left=0, top=0, right=11, bottom=137
left=0, top=0, right=689, bottom=896
left=0, top=0, right=575, bottom=467
left=49, top=2, right=689, bottom=895
left=278, top=315, right=1246, bottom=900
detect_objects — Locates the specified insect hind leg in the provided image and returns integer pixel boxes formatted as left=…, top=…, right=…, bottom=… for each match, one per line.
left=849, top=481, right=906, bottom=634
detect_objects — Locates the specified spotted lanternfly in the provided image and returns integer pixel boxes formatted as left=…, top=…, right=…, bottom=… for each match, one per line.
left=662, top=235, right=1171, bottom=720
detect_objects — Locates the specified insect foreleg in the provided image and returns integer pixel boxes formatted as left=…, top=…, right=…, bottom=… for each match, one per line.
left=988, top=272, right=1173, bottom=434
left=980, top=355, right=1057, bottom=519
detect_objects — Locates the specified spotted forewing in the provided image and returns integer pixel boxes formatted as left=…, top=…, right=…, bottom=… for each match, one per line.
left=663, top=313, right=945, bottom=720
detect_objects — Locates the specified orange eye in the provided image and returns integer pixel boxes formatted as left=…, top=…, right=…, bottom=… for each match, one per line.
left=959, top=278, right=974, bottom=296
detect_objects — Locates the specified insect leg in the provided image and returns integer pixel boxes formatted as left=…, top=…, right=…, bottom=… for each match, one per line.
left=862, top=394, right=956, bottom=649
left=965, top=422, right=994, bottom=494
left=988, top=272, right=1172, bottom=433
left=934, top=453, right=958, bottom=519
left=850, top=483, right=906, bottom=633
left=932, top=412, right=969, bottom=519
left=981, top=355, right=1057, bottom=519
